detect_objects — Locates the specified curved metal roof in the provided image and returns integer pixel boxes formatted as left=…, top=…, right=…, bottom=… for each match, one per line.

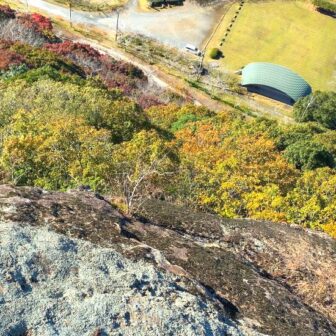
left=241, top=62, right=312, bottom=102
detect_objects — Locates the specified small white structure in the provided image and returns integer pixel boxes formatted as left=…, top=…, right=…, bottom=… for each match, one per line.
left=185, top=44, right=202, bottom=56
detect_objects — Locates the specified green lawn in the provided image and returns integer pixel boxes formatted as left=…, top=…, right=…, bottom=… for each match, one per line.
left=208, top=1, right=336, bottom=91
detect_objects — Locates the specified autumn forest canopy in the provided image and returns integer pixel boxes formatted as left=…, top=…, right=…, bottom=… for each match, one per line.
left=0, top=6, right=336, bottom=238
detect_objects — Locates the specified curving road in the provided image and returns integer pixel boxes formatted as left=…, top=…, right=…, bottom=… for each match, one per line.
left=24, top=0, right=218, bottom=48
left=19, top=0, right=239, bottom=113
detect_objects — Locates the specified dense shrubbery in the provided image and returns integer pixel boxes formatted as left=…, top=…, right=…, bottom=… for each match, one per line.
left=209, top=48, right=222, bottom=59
left=29, top=13, right=53, bottom=31
left=294, top=91, right=336, bottom=129
left=0, top=41, right=25, bottom=70
left=0, top=7, right=56, bottom=45
left=284, top=140, right=334, bottom=170
left=0, top=5, right=15, bottom=19
left=18, top=13, right=53, bottom=34
left=0, top=64, right=29, bottom=79
left=45, top=41, right=162, bottom=107
left=0, top=6, right=335, bottom=237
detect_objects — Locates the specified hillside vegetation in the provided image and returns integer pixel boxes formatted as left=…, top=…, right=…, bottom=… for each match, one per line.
left=0, top=5, right=336, bottom=239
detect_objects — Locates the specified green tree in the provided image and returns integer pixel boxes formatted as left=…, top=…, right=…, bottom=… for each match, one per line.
left=312, top=0, right=336, bottom=14
left=284, top=140, right=334, bottom=170
left=0, top=79, right=148, bottom=142
left=1, top=110, right=112, bottom=190
left=293, top=91, right=336, bottom=129
left=209, top=48, right=222, bottom=60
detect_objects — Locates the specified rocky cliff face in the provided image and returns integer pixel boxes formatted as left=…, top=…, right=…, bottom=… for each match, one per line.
left=1, top=223, right=260, bottom=336
left=0, top=185, right=335, bottom=336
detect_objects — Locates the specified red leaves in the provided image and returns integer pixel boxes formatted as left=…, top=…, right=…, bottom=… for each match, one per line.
left=45, top=41, right=147, bottom=96
left=0, top=7, right=55, bottom=45
left=30, top=13, right=53, bottom=31
left=45, top=41, right=101, bottom=58
left=18, top=13, right=53, bottom=34
left=0, top=41, right=25, bottom=70
left=0, top=50, right=25, bottom=70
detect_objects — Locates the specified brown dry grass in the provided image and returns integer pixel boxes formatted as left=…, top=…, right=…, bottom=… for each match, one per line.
left=275, top=239, right=336, bottom=322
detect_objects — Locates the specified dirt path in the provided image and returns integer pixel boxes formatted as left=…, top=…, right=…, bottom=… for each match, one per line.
left=76, top=37, right=228, bottom=111
left=15, top=0, right=292, bottom=120
left=16, top=0, right=239, bottom=111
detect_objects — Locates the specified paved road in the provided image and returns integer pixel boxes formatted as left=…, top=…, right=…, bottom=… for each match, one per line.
left=17, top=0, right=293, bottom=121
left=19, top=0, right=224, bottom=107
left=24, top=0, right=217, bottom=48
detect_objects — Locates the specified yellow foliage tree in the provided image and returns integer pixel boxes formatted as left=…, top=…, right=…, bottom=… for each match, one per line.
left=1, top=110, right=112, bottom=190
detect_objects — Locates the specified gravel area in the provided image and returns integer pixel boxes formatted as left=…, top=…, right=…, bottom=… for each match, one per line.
left=21, top=0, right=223, bottom=48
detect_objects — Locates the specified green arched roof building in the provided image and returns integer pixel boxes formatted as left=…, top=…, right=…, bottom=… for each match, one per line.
left=241, top=62, right=312, bottom=105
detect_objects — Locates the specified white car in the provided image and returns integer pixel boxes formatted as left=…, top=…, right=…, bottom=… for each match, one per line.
left=185, top=44, right=202, bottom=56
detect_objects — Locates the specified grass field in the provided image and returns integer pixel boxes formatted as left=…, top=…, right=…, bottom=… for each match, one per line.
left=205, top=0, right=336, bottom=91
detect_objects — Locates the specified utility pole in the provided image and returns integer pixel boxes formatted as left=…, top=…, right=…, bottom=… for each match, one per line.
left=69, top=1, right=72, bottom=27
left=115, top=10, right=120, bottom=42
